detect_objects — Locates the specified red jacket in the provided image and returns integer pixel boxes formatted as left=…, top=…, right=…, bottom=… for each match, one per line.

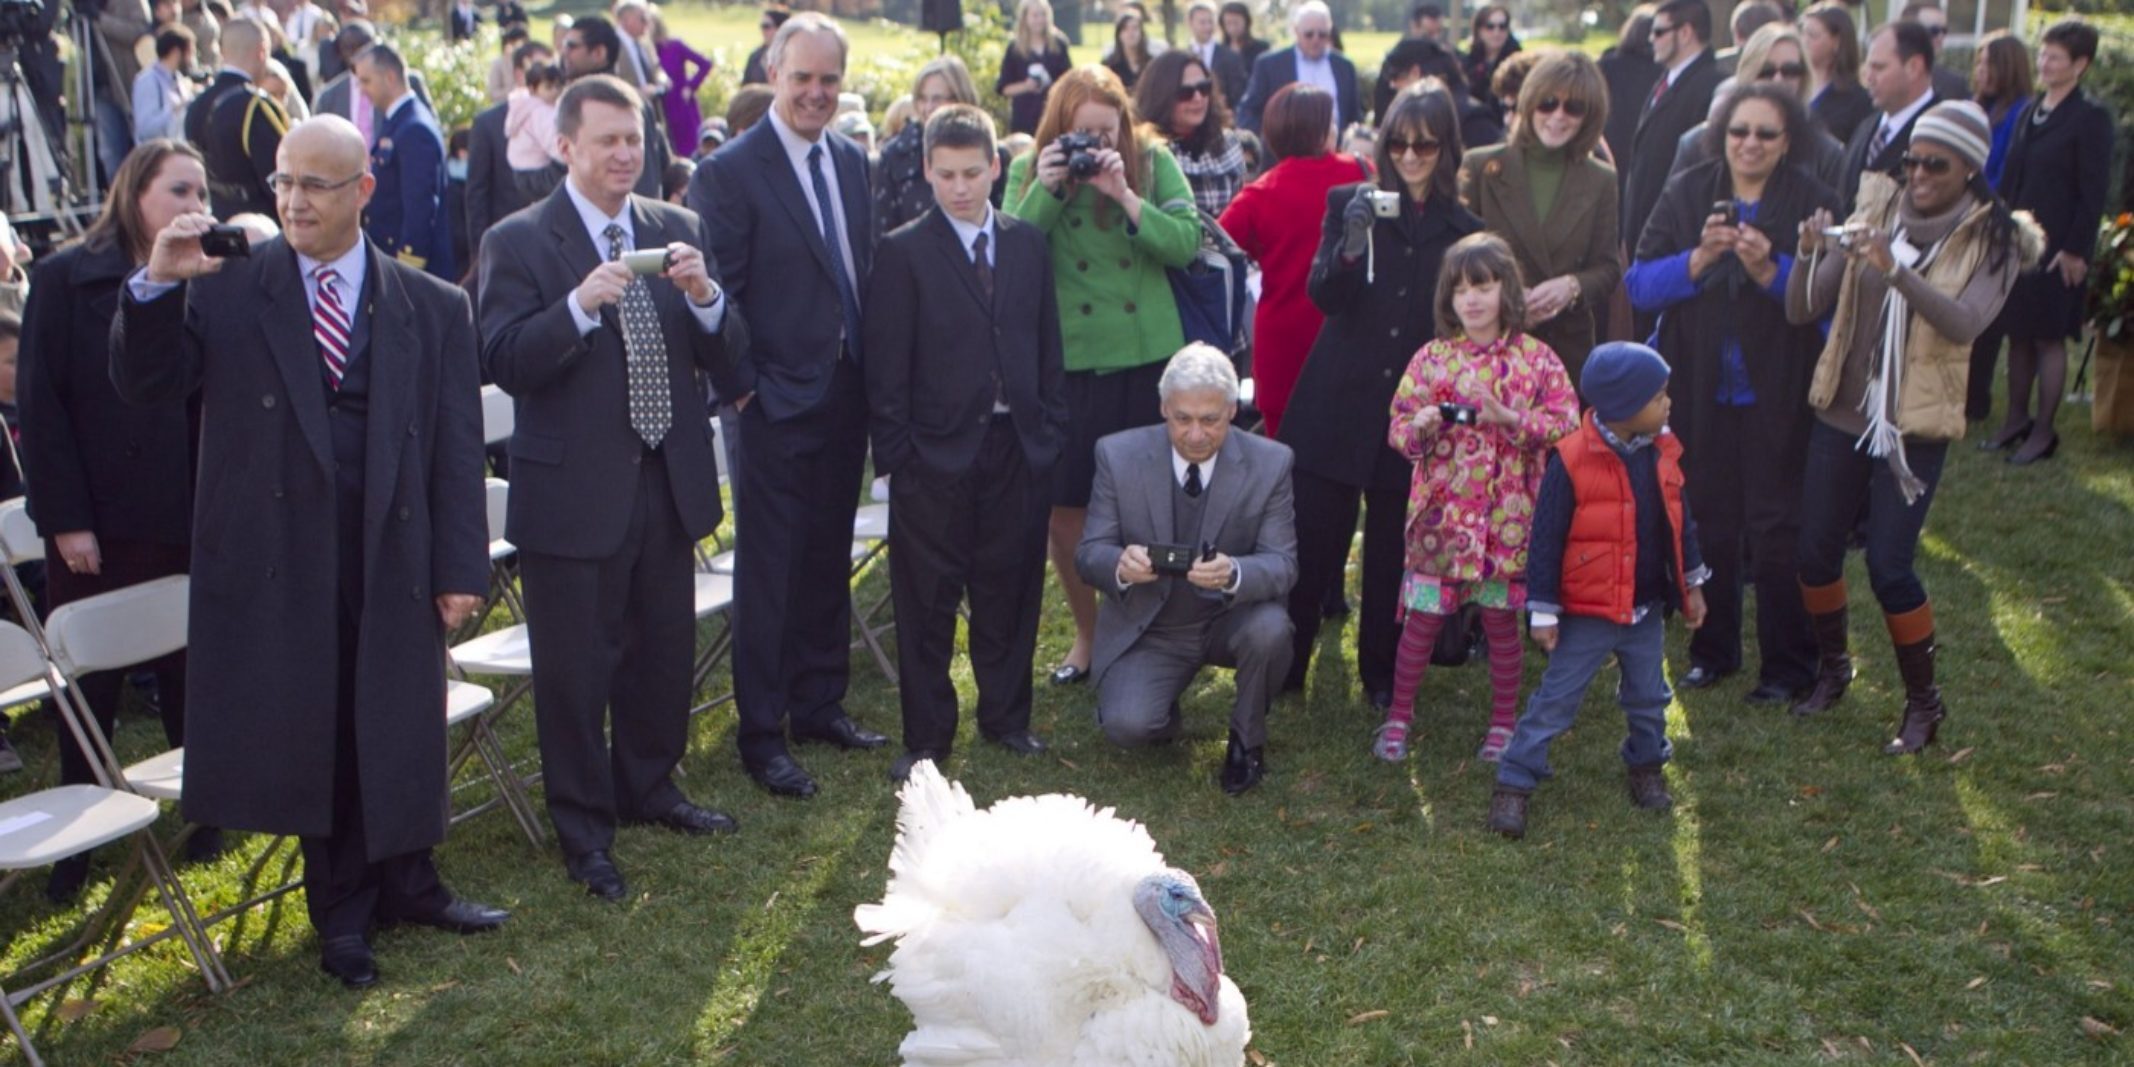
left=1554, top=414, right=1692, bottom=624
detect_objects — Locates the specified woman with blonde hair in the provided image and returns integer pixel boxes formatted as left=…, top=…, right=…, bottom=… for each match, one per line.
left=1004, top=65, right=1201, bottom=686
left=876, top=55, right=1007, bottom=235
left=1667, top=23, right=1845, bottom=193
left=999, top=0, right=1074, bottom=135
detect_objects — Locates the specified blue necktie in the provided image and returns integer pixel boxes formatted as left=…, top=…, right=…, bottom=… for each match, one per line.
left=807, top=143, right=863, bottom=363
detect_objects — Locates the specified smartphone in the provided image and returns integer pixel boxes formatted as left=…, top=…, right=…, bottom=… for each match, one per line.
left=1369, top=189, right=1401, bottom=218
left=1710, top=199, right=1738, bottom=227
left=621, top=248, right=672, bottom=276
left=199, top=225, right=250, bottom=258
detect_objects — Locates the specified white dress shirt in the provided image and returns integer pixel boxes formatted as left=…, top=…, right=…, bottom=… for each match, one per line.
left=1295, top=50, right=1337, bottom=98
left=766, top=105, right=861, bottom=312
left=1873, top=86, right=1936, bottom=150
left=561, top=177, right=725, bottom=335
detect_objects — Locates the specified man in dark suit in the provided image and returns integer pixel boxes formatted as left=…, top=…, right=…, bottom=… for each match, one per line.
left=314, top=22, right=434, bottom=151
left=356, top=45, right=455, bottom=280
left=449, top=0, right=479, bottom=43
left=1839, top=21, right=1940, bottom=212
left=692, top=12, right=886, bottom=800
left=480, top=76, right=746, bottom=902
left=187, top=16, right=286, bottom=220
left=863, top=105, right=1069, bottom=784
left=1183, top=0, right=1249, bottom=110
left=112, top=116, right=507, bottom=989
left=1621, top=0, right=1721, bottom=256
left=1237, top=0, right=1358, bottom=133
left=1074, top=345, right=1298, bottom=795
left=561, top=15, right=669, bottom=201
left=466, top=40, right=552, bottom=271
left=1899, top=2, right=1973, bottom=104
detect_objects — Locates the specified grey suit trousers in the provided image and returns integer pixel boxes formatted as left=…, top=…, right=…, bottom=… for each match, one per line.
left=1095, top=599, right=1291, bottom=751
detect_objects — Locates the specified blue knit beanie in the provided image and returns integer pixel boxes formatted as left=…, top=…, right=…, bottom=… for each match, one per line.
left=1581, top=342, right=1671, bottom=424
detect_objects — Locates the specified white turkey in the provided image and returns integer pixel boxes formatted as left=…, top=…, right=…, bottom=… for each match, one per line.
left=854, top=760, right=1250, bottom=1067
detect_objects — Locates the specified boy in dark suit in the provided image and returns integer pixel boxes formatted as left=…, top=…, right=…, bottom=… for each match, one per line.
left=864, top=105, right=1070, bottom=784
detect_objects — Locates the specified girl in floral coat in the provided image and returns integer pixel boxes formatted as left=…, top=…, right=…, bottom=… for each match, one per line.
left=1378, top=233, right=1579, bottom=763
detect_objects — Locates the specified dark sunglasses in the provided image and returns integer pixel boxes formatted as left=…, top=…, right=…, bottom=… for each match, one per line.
left=1900, top=152, right=1957, bottom=175
left=1176, top=81, right=1213, bottom=102
left=1297, top=28, right=1331, bottom=39
left=1649, top=21, right=1676, bottom=37
left=1758, top=61, right=1807, bottom=80
left=1726, top=124, right=1784, bottom=142
left=1384, top=137, right=1442, bottom=157
left=1924, top=24, right=1947, bottom=37
left=1481, top=20, right=1508, bottom=30
left=1534, top=95, right=1587, bottom=117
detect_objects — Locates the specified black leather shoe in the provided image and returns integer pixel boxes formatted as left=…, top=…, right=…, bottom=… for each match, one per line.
left=889, top=749, right=945, bottom=783
left=748, top=754, right=819, bottom=798
left=1744, top=680, right=1803, bottom=705
left=1678, top=665, right=1732, bottom=690
left=792, top=715, right=888, bottom=750
left=1047, top=663, right=1089, bottom=686
left=565, top=849, right=627, bottom=902
left=386, top=897, right=511, bottom=934
left=44, top=854, right=90, bottom=905
left=183, top=826, right=227, bottom=865
left=319, top=935, right=378, bottom=989
left=632, top=801, right=738, bottom=835
left=1219, top=733, right=1265, bottom=796
left=988, top=729, right=1047, bottom=756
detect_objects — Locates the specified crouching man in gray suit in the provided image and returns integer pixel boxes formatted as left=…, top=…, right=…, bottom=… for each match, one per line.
left=1075, top=344, right=1298, bottom=795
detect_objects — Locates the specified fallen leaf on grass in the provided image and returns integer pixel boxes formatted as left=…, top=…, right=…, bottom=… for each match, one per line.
left=1975, top=876, right=2008, bottom=888
left=1462, top=1019, right=1475, bottom=1049
left=1346, top=1010, right=1388, bottom=1025
left=2025, top=792, right=2058, bottom=801
left=1481, top=1015, right=1499, bottom=1026
left=1247, top=1050, right=1270, bottom=1066
left=1901, top=1041, right=1926, bottom=1066
left=1057, top=758, right=1080, bottom=771
left=1350, top=937, right=1365, bottom=954
left=55, top=999, right=94, bottom=1022
left=506, top=956, right=522, bottom=976
left=1822, top=836, right=1840, bottom=853
left=1206, top=860, right=1229, bottom=879
left=1655, top=918, right=1690, bottom=933
left=2081, top=1017, right=2123, bottom=1038
left=127, top=1027, right=181, bottom=1053
left=1946, top=746, right=1976, bottom=764
left=1799, top=910, right=1826, bottom=931
left=2090, top=980, right=2114, bottom=991
left=1820, top=1038, right=1842, bottom=1058
left=1966, top=976, right=1988, bottom=990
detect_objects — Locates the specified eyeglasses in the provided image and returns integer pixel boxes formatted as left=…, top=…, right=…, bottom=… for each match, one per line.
left=1923, top=24, right=1947, bottom=37
left=1725, top=124, right=1784, bottom=142
left=1534, top=95, right=1587, bottom=117
left=1176, top=81, right=1213, bottom=102
left=1384, top=137, right=1441, bottom=158
left=1481, top=20, right=1508, bottom=30
left=267, top=171, right=365, bottom=195
left=1758, top=61, right=1807, bottom=80
left=1649, top=20, right=1676, bottom=38
left=1297, top=28, right=1331, bottom=39
left=1899, top=152, right=1957, bottom=175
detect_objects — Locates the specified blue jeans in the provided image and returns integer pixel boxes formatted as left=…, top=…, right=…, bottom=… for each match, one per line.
left=1497, top=612, right=1674, bottom=792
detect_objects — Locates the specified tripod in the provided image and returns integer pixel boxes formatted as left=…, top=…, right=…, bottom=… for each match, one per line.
left=0, top=40, right=64, bottom=222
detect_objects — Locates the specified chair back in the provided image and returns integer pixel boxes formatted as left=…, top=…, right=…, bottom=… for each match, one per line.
left=0, top=496, right=43, bottom=564
left=43, top=575, right=190, bottom=676
left=481, top=384, right=515, bottom=446
left=0, top=620, right=49, bottom=693
left=485, top=477, right=510, bottom=543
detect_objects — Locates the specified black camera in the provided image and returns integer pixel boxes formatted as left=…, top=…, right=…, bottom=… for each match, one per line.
left=1710, top=199, right=1739, bottom=227
left=199, top=225, right=250, bottom=259
left=1057, top=132, right=1105, bottom=181
left=1149, top=541, right=1216, bottom=576
left=1438, top=402, right=1479, bottom=426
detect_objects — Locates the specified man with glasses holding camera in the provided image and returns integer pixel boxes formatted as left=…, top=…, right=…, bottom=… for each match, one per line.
left=1237, top=0, right=1357, bottom=134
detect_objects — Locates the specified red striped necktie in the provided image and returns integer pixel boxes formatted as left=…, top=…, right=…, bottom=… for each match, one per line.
left=313, top=266, right=352, bottom=389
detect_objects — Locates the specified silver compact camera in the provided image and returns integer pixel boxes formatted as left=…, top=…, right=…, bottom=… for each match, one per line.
left=1369, top=189, right=1401, bottom=218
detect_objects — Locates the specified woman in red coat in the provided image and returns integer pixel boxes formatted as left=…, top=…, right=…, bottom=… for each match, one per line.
left=1218, top=84, right=1364, bottom=436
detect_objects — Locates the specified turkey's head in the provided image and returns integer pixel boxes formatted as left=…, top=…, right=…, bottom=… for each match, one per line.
left=1133, top=870, right=1226, bottom=1026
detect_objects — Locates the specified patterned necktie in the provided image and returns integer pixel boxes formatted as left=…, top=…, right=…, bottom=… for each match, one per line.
left=1185, top=463, right=1204, bottom=498
left=605, top=222, right=672, bottom=448
left=807, top=143, right=864, bottom=362
left=313, top=266, right=351, bottom=390
left=971, top=231, right=993, bottom=299
left=1867, top=120, right=1891, bottom=163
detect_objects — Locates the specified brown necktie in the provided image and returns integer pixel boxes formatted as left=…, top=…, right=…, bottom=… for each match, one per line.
left=971, top=231, right=994, bottom=299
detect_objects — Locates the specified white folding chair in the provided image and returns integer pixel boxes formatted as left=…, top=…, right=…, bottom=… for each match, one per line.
left=0, top=621, right=227, bottom=1067
left=445, top=622, right=545, bottom=847
left=849, top=501, right=897, bottom=683
left=480, top=384, right=515, bottom=446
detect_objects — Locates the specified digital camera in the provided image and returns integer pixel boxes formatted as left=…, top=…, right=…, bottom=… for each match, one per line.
left=1057, top=132, right=1105, bottom=180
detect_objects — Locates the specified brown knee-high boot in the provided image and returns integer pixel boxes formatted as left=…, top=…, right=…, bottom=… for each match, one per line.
left=1883, top=603, right=1944, bottom=755
left=1792, top=579, right=1853, bottom=717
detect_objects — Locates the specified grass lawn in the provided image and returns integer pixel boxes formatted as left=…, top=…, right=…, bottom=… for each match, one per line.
left=2, top=376, right=2131, bottom=1064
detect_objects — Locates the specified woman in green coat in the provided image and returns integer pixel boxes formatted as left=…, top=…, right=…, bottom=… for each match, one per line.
left=1005, top=63, right=1201, bottom=685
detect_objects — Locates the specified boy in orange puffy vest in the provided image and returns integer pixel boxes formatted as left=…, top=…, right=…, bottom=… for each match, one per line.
left=1488, top=343, right=1709, bottom=839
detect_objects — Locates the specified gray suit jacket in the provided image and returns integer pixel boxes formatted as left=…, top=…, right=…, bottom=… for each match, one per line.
left=1074, top=424, right=1298, bottom=684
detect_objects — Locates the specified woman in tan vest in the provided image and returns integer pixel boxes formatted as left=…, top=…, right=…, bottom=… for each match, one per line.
left=1785, top=100, right=2041, bottom=756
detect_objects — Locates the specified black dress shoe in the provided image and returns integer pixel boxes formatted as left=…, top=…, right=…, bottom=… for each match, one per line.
left=988, top=729, right=1047, bottom=756
left=1320, top=595, right=1352, bottom=620
left=888, top=749, right=945, bottom=783
left=183, top=826, right=227, bottom=865
left=748, top=754, right=819, bottom=798
left=386, top=897, right=511, bottom=934
left=792, top=715, right=888, bottom=750
left=44, top=854, right=90, bottom=905
left=1219, top=733, right=1265, bottom=796
left=319, top=935, right=378, bottom=989
left=632, top=800, right=738, bottom=835
left=565, top=849, right=627, bottom=902
left=1048, top=663, right=1090, bottom=686
left=1744, top=680, right=1803, bottom=705
left=1678, top=665, right=1732, bottom=690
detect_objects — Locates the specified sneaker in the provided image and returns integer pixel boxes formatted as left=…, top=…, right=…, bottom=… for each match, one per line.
left=1487, top=787, right=1529, bottom=838
left=1476, top=725, right=1513, bottom=763
left=1626, top=765, right=1673, bottom=811
left=1371, top=719, right=1409, bottom=762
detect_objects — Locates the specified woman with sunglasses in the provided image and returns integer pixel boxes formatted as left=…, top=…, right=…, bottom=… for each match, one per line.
left=1979, top=19, right=2112, bottom=467
left=1788, top=101, right=2037, bottom=752
left=1800, top=3, right=1871, bottom=145
left=1625, top=82, right=1836, bottom=706
left=1275, top=85, right=1480, bottom=715
left=1667, top=26, right=1845, bottom=194
left=1134, top=50, right=1259, bottom=216
left=1005, top=65, right=1202, bottom=687
left=1463, top=4, right=1521, bottom=118
left=1460, top=51, right=1620, bottom=384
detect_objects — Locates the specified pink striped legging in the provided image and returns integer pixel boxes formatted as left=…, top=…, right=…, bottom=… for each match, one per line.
left=1387, top=606, right=1524, bottom=733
